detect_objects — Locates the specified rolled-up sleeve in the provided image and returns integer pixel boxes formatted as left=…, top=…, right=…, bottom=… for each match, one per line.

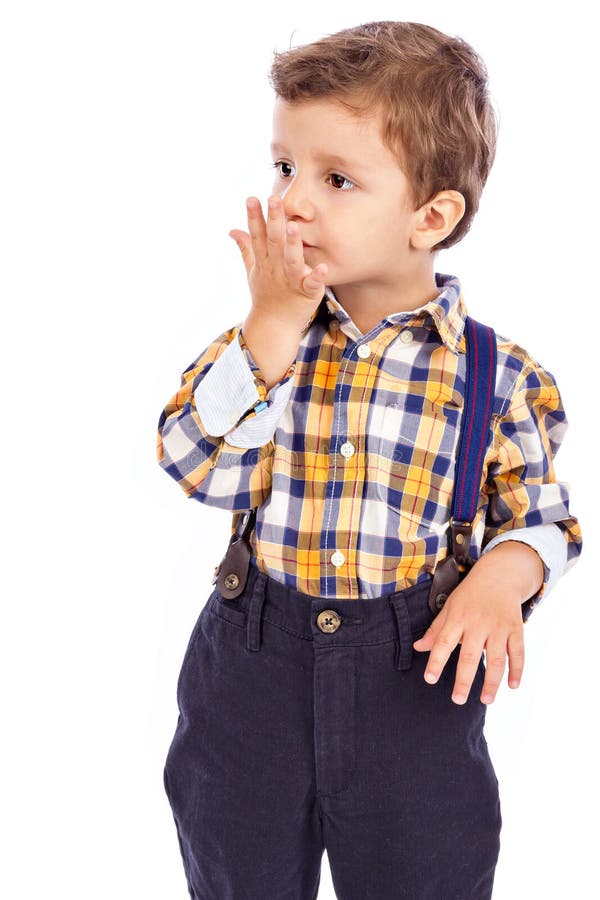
left=156, top=324, right=296, bottom=510
left=193, top=329, right=296, bottom=446
left=482, top=360, right=583, bottom=621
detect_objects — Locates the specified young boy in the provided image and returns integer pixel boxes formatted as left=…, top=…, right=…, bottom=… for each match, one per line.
left=157, top=21, right=582, bottom=899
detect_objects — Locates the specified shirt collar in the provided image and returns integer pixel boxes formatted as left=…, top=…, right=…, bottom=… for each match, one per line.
left=309, top=272, right=468, bottom=355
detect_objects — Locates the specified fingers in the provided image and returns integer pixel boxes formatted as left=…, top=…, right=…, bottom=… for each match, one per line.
left=229, top=194, right=281, bottom=272
left=423, top=626, right=463, bottom=692
left=475, top=628, right=524, bottom=703
left=423, top=624, right=524, bottom=705
left=232, top=194, right=285, bottom=271
left=231, top=193, right=328, bottom=300
left=266, top=195, right=317, bottom=289
left=424, top=627, right=497, bottom=705
left=253, top=194, right=326, bottom=285
left=243, top=193, right=286, bottom=265
left=282, top=218, right=309, bottom=279
left=265, top=194, right=285, bottom=256
left=449, top=638, right=489, bottom=705
left=284, top=218, right=329, bottom=294
left=479, top=640, right=508, bottom=704
left=416, top=581, right=526, bottom=706
left=245, top=196, right=268, bottom=264
left=424, top=629, right=490, bottom=705
left=284, top=219, right=329, bottom=290
left=506, top=629, right=525, bottom=689
left=302, top=262, right=328, bottom=294
left=228, top=229, right=253, bottom=273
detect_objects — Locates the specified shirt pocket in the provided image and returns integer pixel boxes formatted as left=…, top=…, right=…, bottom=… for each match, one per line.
left=367, top=393, right=462, bottom=531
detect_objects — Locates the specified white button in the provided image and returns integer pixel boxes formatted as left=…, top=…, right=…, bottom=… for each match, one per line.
left=331, top=550, right=345, bottom=567
left=357, top=343, right=371, bottom=358
left=340, top=441, right=355, bottom=458
left=400, top=330, right=413, bottom=344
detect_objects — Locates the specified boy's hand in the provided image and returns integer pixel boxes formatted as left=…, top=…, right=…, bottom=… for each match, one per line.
left=229, top=194, right=328, bottom=330
left=413, top=541, right=544, bottom=705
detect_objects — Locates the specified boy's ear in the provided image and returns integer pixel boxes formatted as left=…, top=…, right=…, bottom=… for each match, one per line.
left=410, top=190, right=466, bottom=251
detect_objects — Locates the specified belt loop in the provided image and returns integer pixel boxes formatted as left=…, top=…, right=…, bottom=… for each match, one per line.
left=389, top=593, right=413, bottom=671
left=246, top=571, right=268, bottom=653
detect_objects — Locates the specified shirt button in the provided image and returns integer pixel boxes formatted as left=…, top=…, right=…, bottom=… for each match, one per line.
left=400, top=329, right=413, bottom=344
left=357, top=343, right=371, bottom=358
left=340, top=441, right=355, bottom=458
left=330, top=550, right=345, bottom=567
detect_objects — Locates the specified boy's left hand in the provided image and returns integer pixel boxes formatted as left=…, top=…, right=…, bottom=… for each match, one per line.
left=413, top=541, right=544, bottom=705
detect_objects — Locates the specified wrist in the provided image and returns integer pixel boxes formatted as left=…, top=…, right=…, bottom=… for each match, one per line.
left=243, top=306, right=310, bottom=336
left=475, top=540, right=545, bottom=602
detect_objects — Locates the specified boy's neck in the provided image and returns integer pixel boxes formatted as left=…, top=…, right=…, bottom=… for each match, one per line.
left=330, top=265, right=441, bottom=336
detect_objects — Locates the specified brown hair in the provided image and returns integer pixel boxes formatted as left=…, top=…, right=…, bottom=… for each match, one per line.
left=268, top=21, right=499, bottom=251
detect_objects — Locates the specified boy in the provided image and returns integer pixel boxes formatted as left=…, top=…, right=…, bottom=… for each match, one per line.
left=157, top=21, right=582, bottom=899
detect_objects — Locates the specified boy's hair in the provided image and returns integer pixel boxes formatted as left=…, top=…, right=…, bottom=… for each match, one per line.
left=268, top=21, right=499, bottom=251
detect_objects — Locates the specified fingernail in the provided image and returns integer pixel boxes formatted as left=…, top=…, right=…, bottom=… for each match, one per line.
left=453, top=693, right=466, bottom=704
left=425, top=672, right=437, bottom=683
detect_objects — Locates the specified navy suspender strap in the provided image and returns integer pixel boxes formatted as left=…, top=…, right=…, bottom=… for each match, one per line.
left=213, top=315, right=498, bottom=609
left=427, top=315, right=497, bottom=615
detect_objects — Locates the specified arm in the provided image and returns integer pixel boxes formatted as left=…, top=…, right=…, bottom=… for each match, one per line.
left=156, top=320, right=301, bottom=511
left=191, top=326, right=298, bottom=445
left=158, top=188, right=329, bottom=512
left=414, top=359, right=583, bottom=705
left=480, top=358, right=583, bottom=621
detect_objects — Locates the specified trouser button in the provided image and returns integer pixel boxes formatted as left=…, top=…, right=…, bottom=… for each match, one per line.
left=316, top=609, right=342, bottom=633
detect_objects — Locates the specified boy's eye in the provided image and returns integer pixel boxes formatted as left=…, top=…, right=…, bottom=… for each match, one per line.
left=270, top=160, right=356, bottom=192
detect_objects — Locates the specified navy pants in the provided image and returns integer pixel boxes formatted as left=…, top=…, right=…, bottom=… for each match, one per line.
left=163, top=560, right=502, bottom=899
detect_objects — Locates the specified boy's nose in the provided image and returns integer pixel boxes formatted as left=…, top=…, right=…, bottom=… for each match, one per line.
left=280, top=182, right=314, bottom=221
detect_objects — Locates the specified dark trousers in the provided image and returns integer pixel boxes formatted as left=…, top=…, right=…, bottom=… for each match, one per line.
left=163, top=560, right=502, bottom=899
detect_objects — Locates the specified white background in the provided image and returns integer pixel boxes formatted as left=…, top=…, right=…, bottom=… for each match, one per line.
left=1, top=2, right=596, bottom=897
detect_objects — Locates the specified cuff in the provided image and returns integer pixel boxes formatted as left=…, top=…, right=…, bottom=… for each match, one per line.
left=193, top=328, right=296, bottom=437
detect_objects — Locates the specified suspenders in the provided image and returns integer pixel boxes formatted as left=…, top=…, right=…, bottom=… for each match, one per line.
left=213, top=316, right=497, bottom=611
left=427, top=316, right=497, bottom=615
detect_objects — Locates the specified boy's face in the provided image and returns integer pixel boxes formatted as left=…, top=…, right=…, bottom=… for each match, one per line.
left=270, top=97, right=436, bottom=306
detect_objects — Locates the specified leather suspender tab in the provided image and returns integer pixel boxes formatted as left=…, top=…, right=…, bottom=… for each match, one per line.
left=450, top=519, right=473, bottom=567
left=212, top=508, right=257, bottom=600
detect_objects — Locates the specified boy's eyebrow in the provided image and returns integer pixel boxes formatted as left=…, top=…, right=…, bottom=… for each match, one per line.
left=270, top=141, right=372, bottom=171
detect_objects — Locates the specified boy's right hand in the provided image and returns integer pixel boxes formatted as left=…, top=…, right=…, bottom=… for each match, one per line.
left=229, top=195, right=328, bottom=330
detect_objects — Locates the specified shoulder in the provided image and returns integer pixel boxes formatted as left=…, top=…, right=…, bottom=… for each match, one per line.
left=486, top=328, right=561, bottom=418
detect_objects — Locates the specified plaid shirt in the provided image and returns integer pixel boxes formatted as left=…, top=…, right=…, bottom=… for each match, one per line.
left=156, top=272, right=582, bottom=620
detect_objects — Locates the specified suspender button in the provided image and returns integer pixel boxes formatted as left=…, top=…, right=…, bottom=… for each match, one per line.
left=435, top=593, right=448, bottom=610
